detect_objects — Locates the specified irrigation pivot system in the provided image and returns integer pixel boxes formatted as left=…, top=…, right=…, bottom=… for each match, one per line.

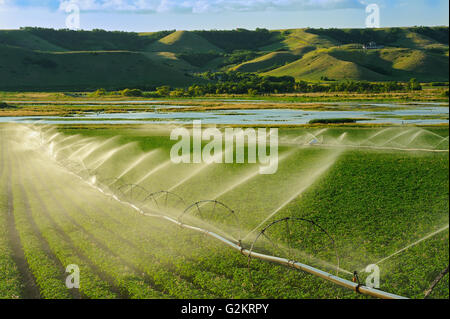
left=43, top=148, right=408, bottom=298
left=20, top=124, right=450, bottom=299
left=86, top=175, right=409, bottom=299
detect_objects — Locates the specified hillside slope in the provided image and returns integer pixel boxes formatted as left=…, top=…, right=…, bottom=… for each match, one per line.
left=0, top=26, right=448, bottom=90
left=232, top=51, right=301, bottom=72
left=264, top=50, right=389, bottom=81
left=0, top=44, right=198, bottom=90
left=147, top=31, right=223, bottom=53
left=265, top=47, right=449, bottom=81
left=0, top=30, right=67, bottom=51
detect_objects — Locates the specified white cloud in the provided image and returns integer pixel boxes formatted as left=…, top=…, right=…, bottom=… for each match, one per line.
left=58, top=0, right=366, bottom=13
left=0, top=0, right=13, bottom=11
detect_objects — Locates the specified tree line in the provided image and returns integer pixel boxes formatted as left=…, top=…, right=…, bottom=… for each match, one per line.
left=93, top=72, right=427, bottom=98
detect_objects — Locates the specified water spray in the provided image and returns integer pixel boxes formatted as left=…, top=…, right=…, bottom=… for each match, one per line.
left=23, top=124, right=450, bottom=299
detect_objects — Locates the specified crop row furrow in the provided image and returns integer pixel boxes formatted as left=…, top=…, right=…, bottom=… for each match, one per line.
left=9, top=151, right=68, bottom=298
left=41, top=163, right=236, bottom=298
left=0, top=129, right=26, bottom=298
left=24, top=156, right=164, bottom=299
left=57, top=172, right=260, bottom=297
left=18, top=152, right=123, bottom=299
left=43, top=174, right=212, bottom=298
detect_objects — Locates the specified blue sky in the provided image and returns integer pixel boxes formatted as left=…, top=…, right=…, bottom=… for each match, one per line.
left=0, top=0, right=448, bottom=31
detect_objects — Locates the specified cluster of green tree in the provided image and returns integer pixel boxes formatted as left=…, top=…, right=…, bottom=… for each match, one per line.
left=168, top=50, right=264, bottom=68
left=92, top=89, right=107, bottom=97
left=19, top=27, right=167, bottom=51
left=110, top=73, right=295, bottom=97
left=182, top=77, right=295, bottom=95
left=306, top=27, right=402, bottom=45
left=326, top=80, right=407, bottom=93
left=413, top=26, right=449, bottom=45
left=121, top=88, right=145, bottom=97
left=178, top=77, right=421, bottom=96
left=98, top=73, right=426, bottom=98
left=406, top=78, right=422, bottom=91
left=198, top=71, right=260, bottom=82
left=92, top=88, right=147, bottom=97
left=306, top=26, right=449, bottom=46
left=219, top=50, right=264, bottom=67
left=193, top=28, right=282, bottom=52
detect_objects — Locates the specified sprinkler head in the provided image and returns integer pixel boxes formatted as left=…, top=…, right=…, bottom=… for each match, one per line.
left=352, top=271, right=360, bottom=284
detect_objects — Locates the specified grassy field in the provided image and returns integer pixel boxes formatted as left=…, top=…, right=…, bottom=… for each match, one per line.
left=0, top=123, right=448, bottom=299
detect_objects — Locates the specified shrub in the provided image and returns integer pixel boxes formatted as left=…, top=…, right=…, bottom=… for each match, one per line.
left=155, top=86, right=171, bottom=97
left=320, top=76, right=336, bottom=81
left=93, top=88, right=107, bottom=96
left=121, top=88, right=143, bottom=97
left=219, top=50, right=262, bottom=67
left=407, top=78, right=422, bottom=91
left=170, top=89, right=186, bottom=97
left=0, top=102, right=14, bottom=109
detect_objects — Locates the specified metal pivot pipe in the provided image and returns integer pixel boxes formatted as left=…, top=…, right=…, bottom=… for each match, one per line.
left=152, top=215, right=408, bottom=299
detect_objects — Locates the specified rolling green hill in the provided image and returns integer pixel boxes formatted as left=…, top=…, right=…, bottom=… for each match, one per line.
left=264, top=50, right=388, bottom=81
left=265, top=47, right=449, bottom=81
left=0, top=44, right=198, bottom=90
left=0, top=30, right=67, bottom=52
left=232, top=51, right=300, bottom=72
left=147, top=30, right=224, bottom=53
left=0, top=26, right=448, bottom=90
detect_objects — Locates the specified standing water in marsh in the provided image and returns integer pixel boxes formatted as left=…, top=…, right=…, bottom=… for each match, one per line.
left=0, top=103, right=448, bottom=125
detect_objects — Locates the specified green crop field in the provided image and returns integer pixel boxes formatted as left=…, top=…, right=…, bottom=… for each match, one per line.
left=0, top=123, right=448, bottom=299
